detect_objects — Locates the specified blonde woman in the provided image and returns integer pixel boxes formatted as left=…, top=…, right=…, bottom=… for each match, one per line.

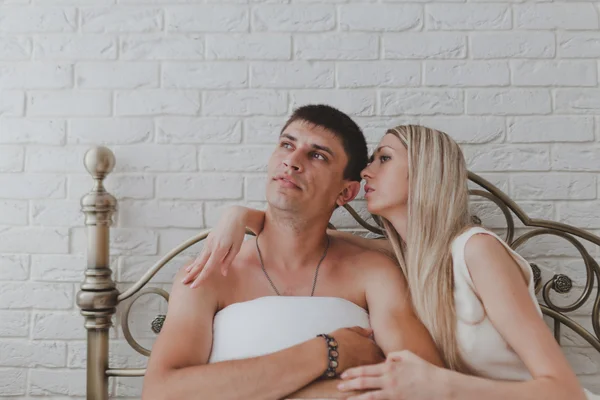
left=183, top=125, right=597, bottom=400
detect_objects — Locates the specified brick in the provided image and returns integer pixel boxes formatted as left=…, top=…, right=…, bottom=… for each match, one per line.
left=419, top=116, right=505, bottom=144
left=200, top=145, right=272, bottom=172
left=0, top=201, right=27, bottom=225
left=29, top=369, right=86, bottom=396
left=425, top=61, right=509, bottom=87
left=337, top=61, right=420, bottom=88
left=157, top=228, right=205, bottom=256
left=207, top=34, right=290, bottom=60
left=163, top=62, right=247, bottom=89
left=559, top=33, right=600, bottom=58
left=246, top=175, right=267, bottom=201
left=0, top=368, right=26, bottom=395
left=157, top=117, right=241, bottom=144
left=203, top=90, right=287, bottom=116
left=0, top=254, right=28, bottom=280
left=427, top=4, right=510, bottom=30
left=511, top=61, right=597, bottom=87
left=512, top=174, right=596, bottom=200
left=68, top=340, right=150, bottom=369
left=551, top=145, right=600, bottom=172
left=0, top=341, right=66, bottom=368
left=0, top=145, right=23, bottom=172
left=466, top=89, right=551, bottom=115
left=0, top=62, right=72, bottom=89
left=156, top=174, right=243, bottom=200
left=341, top=5, right=422, bottom=31
left=469, top=201, right=554, bottom=229
left=69, top=118, right=153, bottom=144
left=121, top=34, right=204, bottom=60
left=381, top=90, right=463, bottom=116
left=384, top=33, right=466, bottom=59
left=0, top=7, right=76, bottom=32
left=463, top=144, right=550, bottom=172
left=563, top=348, right=600, bottom=375
left=31, top=200, right=82, bottom=226
left=70, top=173, right=154, bottom=201
left=32, top=312, right=85, bottom=340
left=0, top=36, right=31, bottom=60
left=555, top=89, right=600, bottom=115
left=291, top=90, right=375, bottom=116
left=0, top=312, right=29, bottom=338
left=0, top=118, right=65, bottom=144
left=295, top=34, right=377, bottom=60
left=515, top=4, right=599, bottom=30
left=116, top=377, right=144, bottom=398
left=0, top=174, right=65, bottom=199
left=118, top=255, right=187, bottom=283
left=204, top=200, right=266, bottom=227
left=243, top=117, right=282, bottom=144
left=31, top=254, right=85, bottom=282
left=113, top=145, right=196, bottom=172
left=28, top=91, right=111, bottom=116
left=76, top=62, right=158, bottom=89
left=71, top=227, right=158, bottom=256
left=118, top=200, right=204, bottom=228
left=25, top=146, right=86, bottom=172
left=0, top=90, right=24, bottom=116
left=167, top=6, right=248, bottom=32
left=116, top=90, right=200, bottom=116
left=34, top=35, right=117, bottom=60
left=81, top=7, right=162, bottom=32
left=354, top=117, right=412, bottom=144
left=251, top=62, right=333, bottom=88
left=0, top=228, right=69, bottom=254
left=471, top=32, right=555, bottom=59
left=508, top=117, right=594, bottom=143
left=253, top=5, right=334, bottom=32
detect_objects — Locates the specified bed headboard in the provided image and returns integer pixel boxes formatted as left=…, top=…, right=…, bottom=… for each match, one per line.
left=76, top=146, right=600, bottom=400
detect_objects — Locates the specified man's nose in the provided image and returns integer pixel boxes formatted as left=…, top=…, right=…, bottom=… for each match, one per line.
left=283, top=152, right=303, bottom=172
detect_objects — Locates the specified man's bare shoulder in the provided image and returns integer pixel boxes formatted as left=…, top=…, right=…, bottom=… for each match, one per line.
left=335, top=235, right=398, bottom=268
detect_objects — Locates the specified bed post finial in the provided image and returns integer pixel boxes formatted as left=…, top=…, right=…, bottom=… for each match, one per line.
left=77, top=146, right=118, bottom=400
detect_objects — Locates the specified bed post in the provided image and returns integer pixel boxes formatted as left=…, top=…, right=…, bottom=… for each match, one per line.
left=76, top=147, right=119, bottom=400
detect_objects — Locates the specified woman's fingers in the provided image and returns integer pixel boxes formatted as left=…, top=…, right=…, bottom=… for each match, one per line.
left=345, top=390, right=387, bottom=400
left=338, top=376, right=383, bottom=392
left=182, top=249, right=211, bottom=284
left=190, top=248, right=223, bottom=288
left=341, top=362, right=388, bottom=379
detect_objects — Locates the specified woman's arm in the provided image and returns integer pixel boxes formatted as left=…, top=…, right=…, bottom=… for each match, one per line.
left=328, top=230, right=395, bottom=260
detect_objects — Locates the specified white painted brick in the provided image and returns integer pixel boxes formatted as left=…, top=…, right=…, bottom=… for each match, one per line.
left=0, top=145, right=23, bottom=172
left=204, top=200, right=266, bottom=227
left=251, top=62, right=333, bottom=89
left=291, top=90, right=375, bottom=116
left=508, top=117, right=594, bottom=143
left=34, top=35, right=117, bottom=60
left=0, top=90, right=24, bottom=116
left=121, top=34, right=204, bottom=60
left=512, top=174, right=597, bottom=200
left=470, top=200, right=554, bottom=229
left=467, top=89, right=551, bottom=115
left=76, top=62, right=158, bottom=89
left=68, top=340, right=150, bottom=369
left=31, top=200, right=82, bottom=226
left=113, top=145, right=196, bottom=172
left=354, top=117, right=414, bottom=144
left=157, top=117, right=242, bottom=144
left=203, top=90, right=287, bottom=116
left=0, top=7, right=76, bottom=33
left=559, top=33, right=600, bottom=58
left=0, top=341, right=66, bottom=367
left=337, top=61, right=420, bottom=88
left=384, top=33, right=466, bottom=59
left=425, top=61, right=509, bottom=87
left=32, top=312, right=85, bottom=340
left=557, top=202, right=600, bottom=229
left=116, top=377, right=144, bottom=398
left=167, top=5, right=248, bottom=32
left=246, top=175, right=267, bottom=201
left=381, top=90, right=463, bottom=116
left=0, top=62, right=72, bottom=89
left=243, top=117, right=281, bottom=144
left=0, top=201, right=27, bottom=225
left=427, top=4, right=510, bottom=30
left=341, top=5, right=422, bottom=31
left=118, top=255, right=187, bottom=283
left=0, top=228, right=69, bottom=254
left=0, top=281, right=72, bottom=309
left=163, top=62, right=247, bottom=89
left=515, top=4, right=599, bottom=30
left=119, top=200, right=203, bottom=228
left=70, top=174, right=154, bottom=201
left=0, top=174, right=65, bottom=199
left=551, top=145, right=600, bottom=172
left=28, top=91, right=111, bottom=117
left=419, top=116, right=505, bottom=144
left=29, top=369, right=86, bottom=396
left=0, top=254, right=28, bottom=280
left=25, top=146, right=85, bottom=172
left=207, top=34, right=290, bottom=60
left=0, top=312, right=29, bottom=338
left=0, top=36, right=31, bottom=60
left=511, top=61, right=597, bottom=87
left=81, top=7, right=162, bottom=33
left=0, top=118, right=66, bottom=144
left=156, top=174, right=243, bottom=200
left=580, top=375, right=600, bottom=394
left=71, top=227, right=158, bottom=256
left=563, top=348, right=600, bottom=375
left=471, top=32, right=555, bottom=59
left=555, top=89, right=600, bottom=115
left=462, top=144, right=550, bottom=172
left=157, top=228, right=207, bottom=256
left=0, top=368, right=26, bottom=395
left=31, top=254, right=85, bottom=282
left=116, top=90, right=200, bottom=116
left=200, top=145, right=272, bottom=172
left=253, top=5, right=335, bottom=32
left=296, top=34, right=378, bottom=60
left=511, top=231, right=597, bottom=261
left=69, top=118, right=153, bottom=145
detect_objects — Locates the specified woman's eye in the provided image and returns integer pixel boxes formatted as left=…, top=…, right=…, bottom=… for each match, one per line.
left=379, top=155, right=391, bottom=163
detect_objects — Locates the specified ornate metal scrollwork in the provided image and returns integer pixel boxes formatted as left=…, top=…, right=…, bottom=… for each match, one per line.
left=151, top=315, right=166, bottom=334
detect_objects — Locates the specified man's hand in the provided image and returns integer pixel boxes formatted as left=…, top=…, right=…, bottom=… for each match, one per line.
left=329, top=327, right=385, bottom=373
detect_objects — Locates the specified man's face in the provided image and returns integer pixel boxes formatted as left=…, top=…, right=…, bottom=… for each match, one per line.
left=266, top=120, right=351, bottom=216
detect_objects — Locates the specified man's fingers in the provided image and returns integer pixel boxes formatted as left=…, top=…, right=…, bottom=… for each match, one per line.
left=338, top=377, right=383, bottom=392
left=341, top=363, right=387, bottom=380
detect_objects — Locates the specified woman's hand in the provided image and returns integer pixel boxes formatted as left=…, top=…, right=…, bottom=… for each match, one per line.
left=181, top=206, right=251, bottom=288
left=337, top=350, right=447, bottom=400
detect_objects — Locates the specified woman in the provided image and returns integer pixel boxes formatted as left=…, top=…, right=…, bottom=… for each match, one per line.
left=183, top=125, right=596, bottom=400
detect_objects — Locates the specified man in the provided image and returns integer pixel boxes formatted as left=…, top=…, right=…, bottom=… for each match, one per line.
left=142, top=105, right=441, bottom=400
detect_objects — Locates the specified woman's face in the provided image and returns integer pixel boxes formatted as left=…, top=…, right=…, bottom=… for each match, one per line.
left=361, top=133, right=409, bottom=217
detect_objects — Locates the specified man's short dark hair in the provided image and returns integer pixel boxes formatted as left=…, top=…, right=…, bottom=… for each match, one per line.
left=281, top=104, right=368, bottom=182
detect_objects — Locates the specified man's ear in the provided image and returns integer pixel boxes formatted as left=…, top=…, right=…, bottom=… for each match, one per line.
left=335, top=181, right=361, bottom=207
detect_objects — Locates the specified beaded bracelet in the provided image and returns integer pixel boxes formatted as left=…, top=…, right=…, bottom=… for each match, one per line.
left=317, top=333, right=339, bottom=379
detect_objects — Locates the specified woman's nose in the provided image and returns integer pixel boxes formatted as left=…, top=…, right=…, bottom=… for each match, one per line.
left=361, top=164, right=372, bottom=180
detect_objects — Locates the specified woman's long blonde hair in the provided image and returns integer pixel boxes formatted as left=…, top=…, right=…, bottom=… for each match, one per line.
left=381, top=125, right=473, bottom=372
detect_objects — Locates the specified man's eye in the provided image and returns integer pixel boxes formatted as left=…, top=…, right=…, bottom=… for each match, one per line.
left=312, top=153, right=326, bottom=161
left=281, top=142, right=292, bottom=149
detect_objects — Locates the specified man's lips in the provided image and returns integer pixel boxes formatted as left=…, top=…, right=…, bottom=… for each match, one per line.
left=274, top=175, right=301, bottom=189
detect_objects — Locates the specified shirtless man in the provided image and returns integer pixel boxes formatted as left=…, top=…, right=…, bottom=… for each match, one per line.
left=142, top=105, right=441, bottom=400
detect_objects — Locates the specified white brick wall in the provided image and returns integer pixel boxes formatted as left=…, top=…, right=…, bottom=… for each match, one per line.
left=0, top=1, right=599, bottom=398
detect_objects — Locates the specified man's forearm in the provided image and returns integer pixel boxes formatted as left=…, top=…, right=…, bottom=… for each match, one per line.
left=144, top=337, right=329, bottom=400
left=286, top=379, right=366, bottom=399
